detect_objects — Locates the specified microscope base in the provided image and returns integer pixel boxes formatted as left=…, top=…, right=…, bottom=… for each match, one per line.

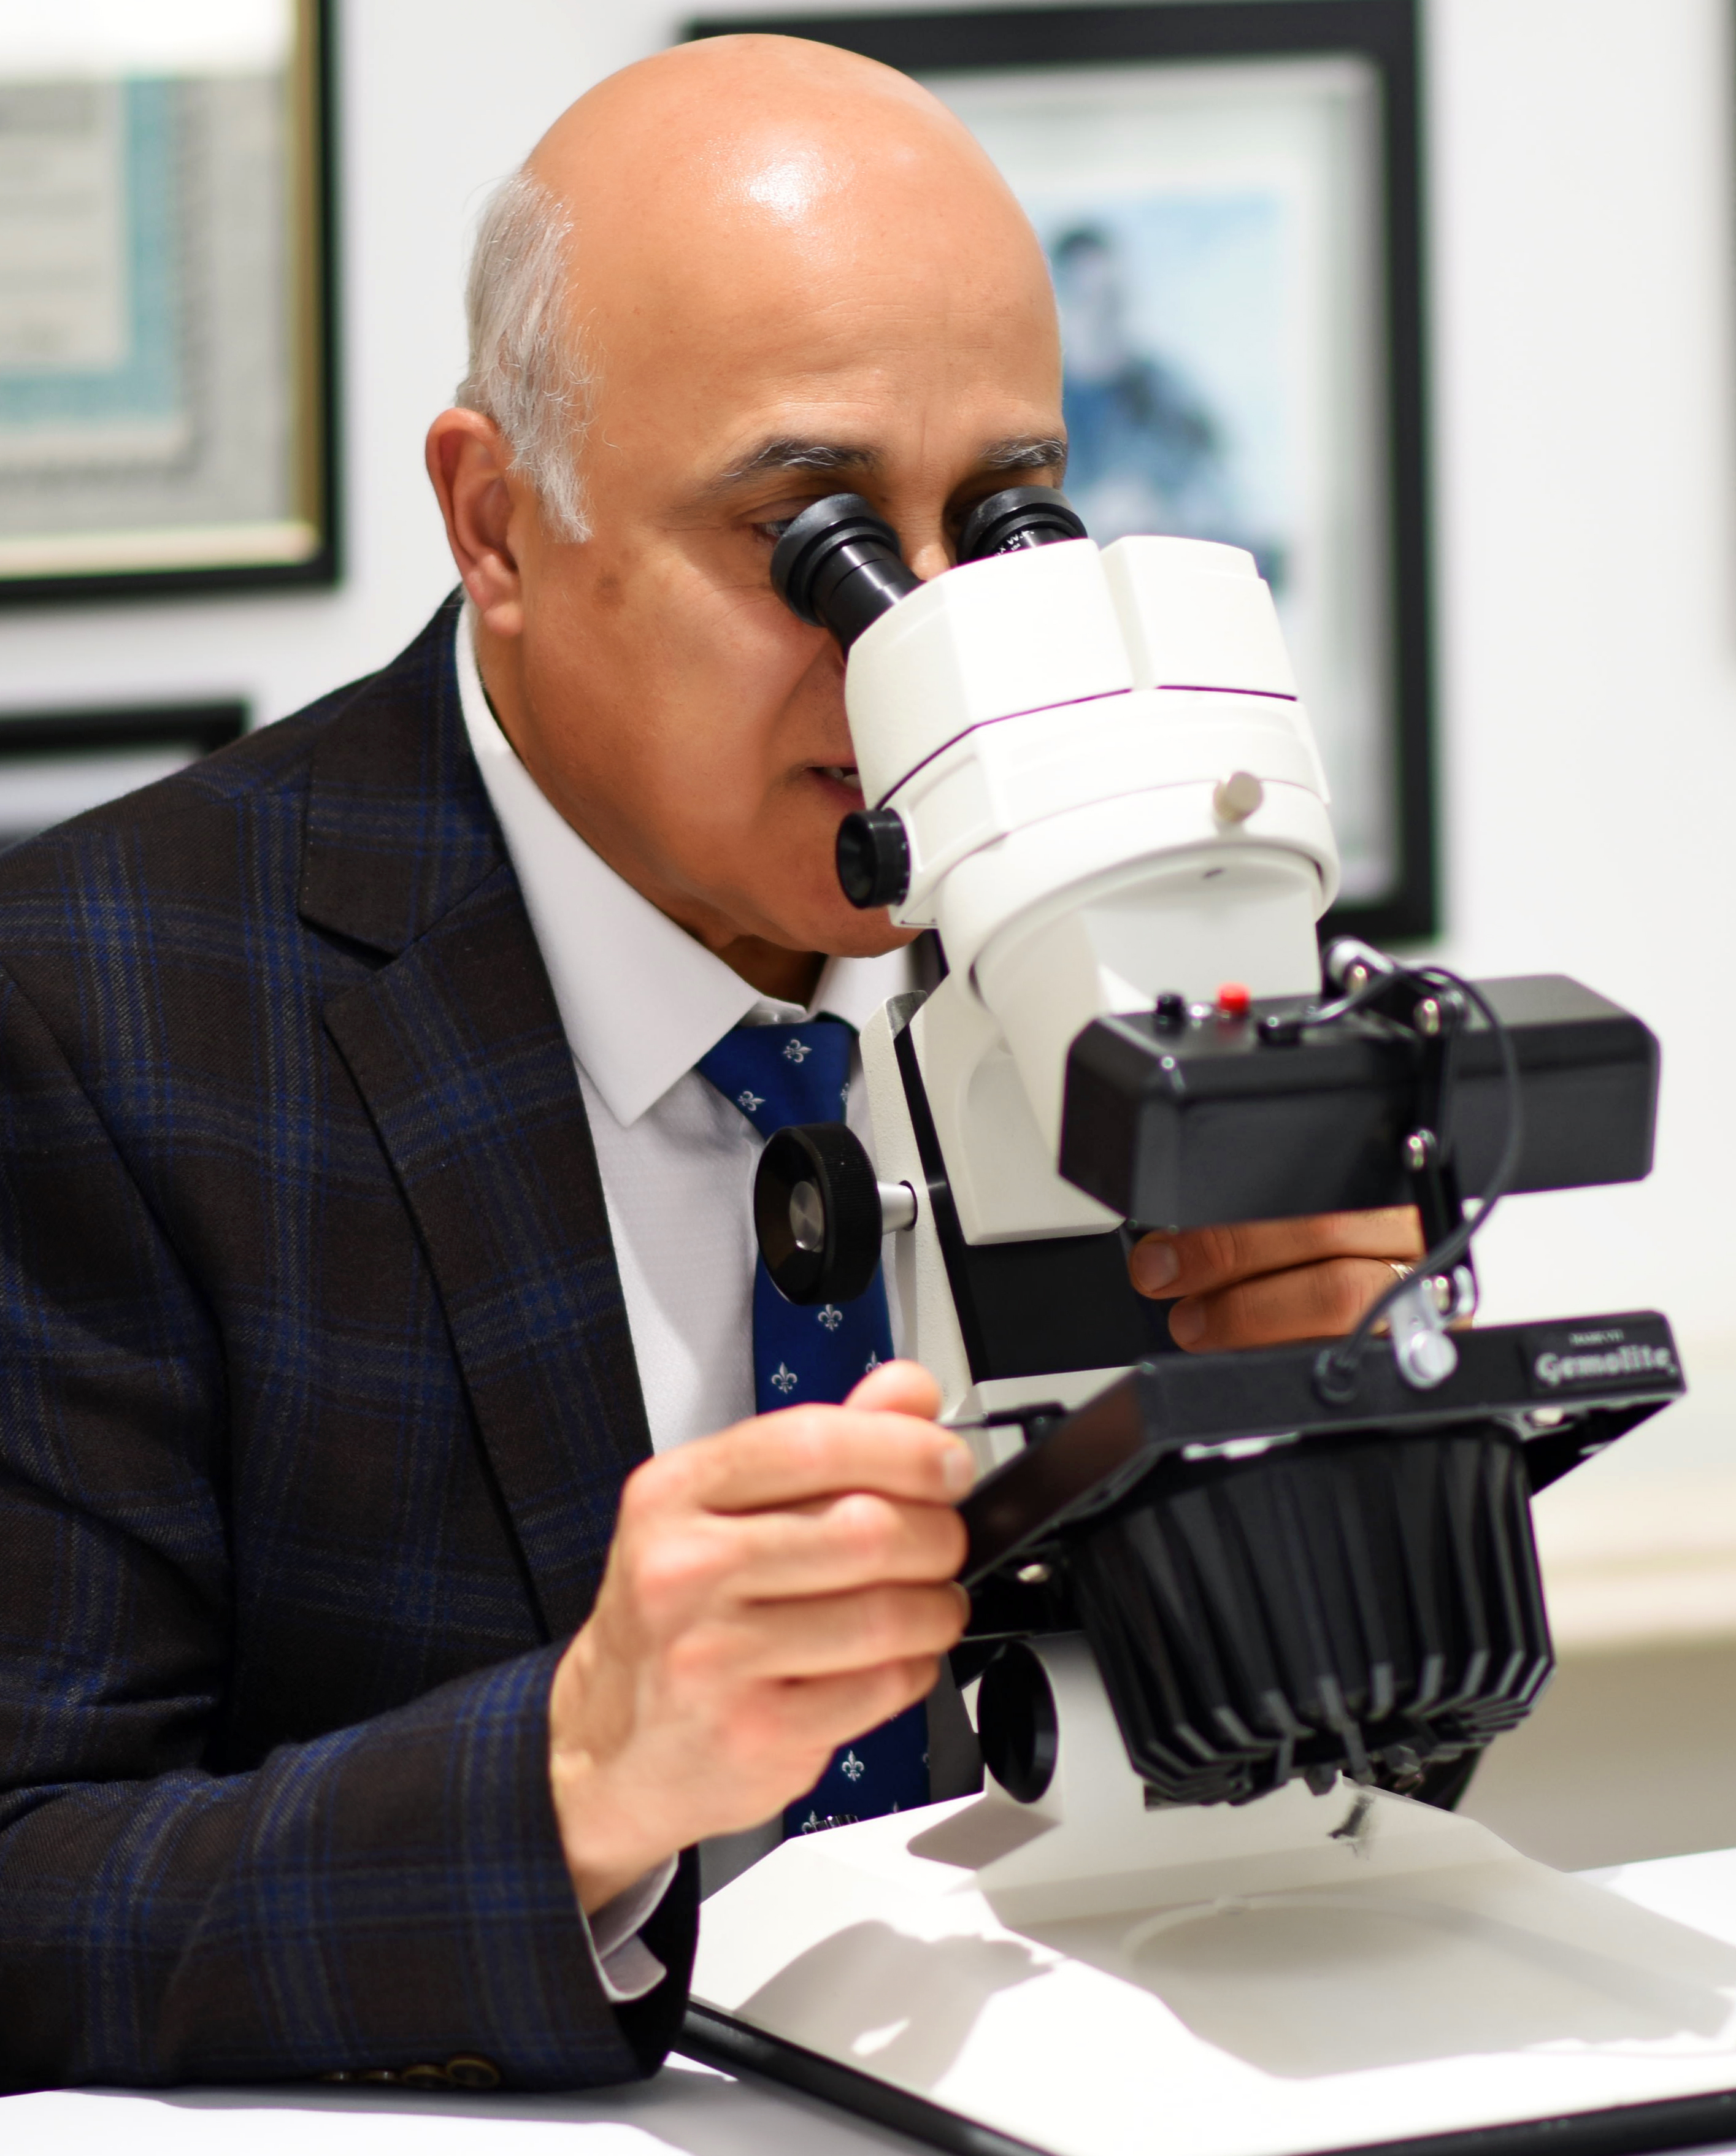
left=688, top=1782, right=1736, bottom=2156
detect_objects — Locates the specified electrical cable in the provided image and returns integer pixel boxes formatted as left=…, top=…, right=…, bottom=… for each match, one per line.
left=1312, top=961, right=1524, bottom=1400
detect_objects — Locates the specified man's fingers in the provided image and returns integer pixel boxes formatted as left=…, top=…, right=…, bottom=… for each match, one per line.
left=1130, top=1208, right=1423, bottom=1302
left=845, top=1357, right=942, bottom=1420
left=1169, top=1256, right=1405, bottom=1353
left=639, top=1400, right=975, bottom=1518
left=689, top=1581, right=970, bottom=1683
left=728, top=1489, right=968, bottom=1596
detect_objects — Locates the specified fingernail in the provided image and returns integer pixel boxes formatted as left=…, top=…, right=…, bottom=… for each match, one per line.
left=1169, top=1300, right=1205, bottom=1348
left=941, top=1443, right=977, bottom=1498
left=1131, top=1237, right=1180, bottom=1294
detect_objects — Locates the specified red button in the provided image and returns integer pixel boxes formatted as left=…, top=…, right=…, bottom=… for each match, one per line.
left=1216, top=982, right=1251, bottom=1016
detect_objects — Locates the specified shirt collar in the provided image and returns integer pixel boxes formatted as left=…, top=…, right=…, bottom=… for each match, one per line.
left=454, top=605, right=913, bottom=1126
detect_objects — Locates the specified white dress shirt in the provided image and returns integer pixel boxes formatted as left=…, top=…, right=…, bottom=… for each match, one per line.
left=456, top=608, right=913, bottom=1454
left=453, top=607, right=915, bottom=1990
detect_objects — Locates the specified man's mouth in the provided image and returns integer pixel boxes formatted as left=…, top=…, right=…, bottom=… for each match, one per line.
left=813, top=764, right=861, bottom=789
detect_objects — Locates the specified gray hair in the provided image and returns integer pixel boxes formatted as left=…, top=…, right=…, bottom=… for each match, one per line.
left=455, top=168, right=594, bottom=542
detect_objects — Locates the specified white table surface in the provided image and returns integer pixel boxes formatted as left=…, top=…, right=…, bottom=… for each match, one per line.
left=0, top=2053, right=917, bottom=2155
left=8, top=1846, right=1736, bottom=2156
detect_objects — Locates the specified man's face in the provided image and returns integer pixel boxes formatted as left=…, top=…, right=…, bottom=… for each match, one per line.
left=474, top=146, right=1064, bottom=968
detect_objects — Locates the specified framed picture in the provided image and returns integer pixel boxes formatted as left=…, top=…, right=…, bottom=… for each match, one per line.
left=686, top=1, right=1434, bottom=940
left=0, top=0, right=337, bottom=605
left=0, top=701, right=247, bottom=853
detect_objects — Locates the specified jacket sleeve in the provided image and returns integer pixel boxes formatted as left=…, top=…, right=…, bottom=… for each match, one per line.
left=0, top=964, right=696, bottom=2092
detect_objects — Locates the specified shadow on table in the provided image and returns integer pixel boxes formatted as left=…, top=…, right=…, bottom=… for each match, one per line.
left=735, top=1919, right=1050, bottom=2089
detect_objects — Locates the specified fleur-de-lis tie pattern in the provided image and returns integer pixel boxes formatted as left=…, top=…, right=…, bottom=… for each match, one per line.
left=697, top=1017, right=931, bottom=1836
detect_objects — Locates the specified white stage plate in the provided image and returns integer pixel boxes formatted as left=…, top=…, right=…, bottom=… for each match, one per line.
left=689, top=1784, right=1736, bottom=2156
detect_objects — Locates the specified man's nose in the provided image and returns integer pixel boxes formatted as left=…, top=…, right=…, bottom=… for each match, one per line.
left=904, top=530, right=953, bottom=583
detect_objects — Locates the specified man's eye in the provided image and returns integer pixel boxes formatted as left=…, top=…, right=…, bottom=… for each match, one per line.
left=948, top=495, right=998, bottom=541
left=751, top=494, right=837, bottom=544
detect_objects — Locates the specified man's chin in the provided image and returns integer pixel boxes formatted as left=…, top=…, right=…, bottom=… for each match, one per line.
left=818, top=915, right=923, bottom=961
left=755, top=798, right=922, bottom=960
left=773, top=900, right=920, bottom=962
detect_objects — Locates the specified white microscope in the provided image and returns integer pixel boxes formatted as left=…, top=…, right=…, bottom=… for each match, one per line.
left=686, top=493, right=1724, bottom=2156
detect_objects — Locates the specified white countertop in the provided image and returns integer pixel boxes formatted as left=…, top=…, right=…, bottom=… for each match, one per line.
left=8, top=1846, right=1736, bottom=2156
left=0, top=2051, right=916, bottom=2155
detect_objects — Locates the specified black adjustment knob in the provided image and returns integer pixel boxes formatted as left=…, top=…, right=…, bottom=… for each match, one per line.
left=1154, top=990, right=1187, bottom=1029
left=835, top=807, right=910, bottom=909
left=770, top=494, right=920, bottom=651
left=754, top=1122, right=885, bottom=1306
left=976, top=1643, right=1059, bottom=1804
left=956, top=485, right=1088, bottom=563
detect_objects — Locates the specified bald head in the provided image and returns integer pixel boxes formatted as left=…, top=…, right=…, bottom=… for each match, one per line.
left=459, top=37, right=1058, bottom=534
left=532, top=36, right=1047, bottom=332
left=531, top=32, right=1010, bottom=202
left=431, top=35, right=1066, bottom=993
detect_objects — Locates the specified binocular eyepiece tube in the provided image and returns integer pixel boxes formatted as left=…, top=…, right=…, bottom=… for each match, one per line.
left=955, top=484, right=1088, bottom=560
left=769, top=484, right=1088, bottom=651
left=769, top=496, right=919, bottom=652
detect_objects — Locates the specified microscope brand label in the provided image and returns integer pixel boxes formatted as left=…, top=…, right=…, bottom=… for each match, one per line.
left=1524, top=1320, right=1679, bottom=1394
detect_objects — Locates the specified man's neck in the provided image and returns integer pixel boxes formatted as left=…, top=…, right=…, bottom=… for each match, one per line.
left=713, top=937, right=826, bottom=1007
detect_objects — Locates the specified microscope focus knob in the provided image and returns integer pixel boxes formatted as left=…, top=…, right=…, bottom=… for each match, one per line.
left=835, top=808, right=910, bottom=909
left=977, top=1643, right=1059, bottom=1803
left=754, top=1122, right=889, bottom=1306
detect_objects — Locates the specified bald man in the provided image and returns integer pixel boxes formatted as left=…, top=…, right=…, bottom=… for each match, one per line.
left=0, top=37, right=1421, bottom=2094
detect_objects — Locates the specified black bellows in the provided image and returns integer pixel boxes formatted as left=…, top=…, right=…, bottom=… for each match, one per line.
left=1067, top=1429, right=1553, bottom=1806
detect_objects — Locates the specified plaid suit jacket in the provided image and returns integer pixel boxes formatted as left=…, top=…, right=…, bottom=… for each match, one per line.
left=0, top=597, right=699, bottom=2092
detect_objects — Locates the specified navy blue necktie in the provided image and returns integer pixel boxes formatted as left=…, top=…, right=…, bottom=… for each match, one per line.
left=697, top=1017, right=930, bottom=1835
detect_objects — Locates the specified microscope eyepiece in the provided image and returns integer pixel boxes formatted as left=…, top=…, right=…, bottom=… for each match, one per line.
left=769, top=493, right=920, bottom=651
left=770, top=485, right=1088, bottom=646
left=955, top=484, right=1088, bottom=562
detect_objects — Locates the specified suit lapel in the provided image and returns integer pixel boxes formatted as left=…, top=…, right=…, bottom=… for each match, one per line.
left=304, top=597, right=651, bottom=1638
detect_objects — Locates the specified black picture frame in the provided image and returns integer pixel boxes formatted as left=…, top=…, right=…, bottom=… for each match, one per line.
left=686, top=0, right=1435, bottom=943
left=0, top=0, right=340, bottom=611
left=0, top=700, right=248, bottom=851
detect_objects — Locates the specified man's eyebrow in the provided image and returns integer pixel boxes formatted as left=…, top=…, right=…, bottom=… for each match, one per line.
left=980, top=435, right=1069, bottom=476
left=707, top=432, right=1067, bottom=494
left=710, top=439, right=881, bottom=489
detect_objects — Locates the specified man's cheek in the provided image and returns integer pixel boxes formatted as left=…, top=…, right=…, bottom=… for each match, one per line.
left=688, top=586, right=821, bottom=704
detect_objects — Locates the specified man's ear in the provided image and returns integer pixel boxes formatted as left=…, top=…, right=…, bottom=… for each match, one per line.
left=425, top=408, right=528, bottom=637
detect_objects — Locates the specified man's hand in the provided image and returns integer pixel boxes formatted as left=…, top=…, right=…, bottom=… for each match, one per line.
left=1129, top=1209, right=1425, bottom=1352
left=547, top=1360, right=971, bottom=1912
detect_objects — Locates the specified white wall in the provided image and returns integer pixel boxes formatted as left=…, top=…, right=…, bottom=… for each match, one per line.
left=3, top=0, right=1732, bottom=1365
left=1423, top=0, right=1736, bottom=1367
